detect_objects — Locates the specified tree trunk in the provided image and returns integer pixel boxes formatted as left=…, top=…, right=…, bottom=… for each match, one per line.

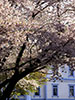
left=0, top=74, right=19, bottom=100
left=0, top=69, right=31, bottom=100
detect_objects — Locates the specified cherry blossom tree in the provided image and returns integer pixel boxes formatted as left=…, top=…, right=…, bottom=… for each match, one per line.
left=0, top=0, right=75, bottom=99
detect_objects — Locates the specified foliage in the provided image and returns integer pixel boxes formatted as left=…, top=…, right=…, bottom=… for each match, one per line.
left=0, top=0, right=75, bottom=100
left=14, top=72, right=47, bottom=95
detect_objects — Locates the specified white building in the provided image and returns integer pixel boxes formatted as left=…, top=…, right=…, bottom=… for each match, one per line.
left=19, top=65, right=75, bottom=100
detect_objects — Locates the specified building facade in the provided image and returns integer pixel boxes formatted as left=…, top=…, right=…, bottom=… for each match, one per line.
left=19, top=65, right=75, bottom=100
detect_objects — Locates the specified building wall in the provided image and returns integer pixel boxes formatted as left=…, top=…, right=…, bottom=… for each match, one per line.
left=31, top=80, right=75, bottom=100
left=31, top=65, right=75, bottom=100
left=19, top=65, right=75, bottom=100
left=47, top=80, right=75, bottom=99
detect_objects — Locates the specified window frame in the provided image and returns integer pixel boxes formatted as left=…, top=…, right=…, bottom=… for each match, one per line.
left=52, top=84, right=58, bottom=97
left=68, top=67, right=74, bottom=77
left=69, top=85, right=75, bottom=97
left=34, top=87, right=41, bottom=97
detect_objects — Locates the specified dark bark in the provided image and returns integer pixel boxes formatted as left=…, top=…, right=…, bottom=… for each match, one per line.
left=0, top=79, right=10, bottom=90
left=0, top=73, right=19, bottom=100
left=0, top=67, right=33, bottom=100
left=0, top=43, right=26, bottom=100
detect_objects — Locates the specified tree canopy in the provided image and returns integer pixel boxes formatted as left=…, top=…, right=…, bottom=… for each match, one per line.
left=0, top=0, right=75, bottom=99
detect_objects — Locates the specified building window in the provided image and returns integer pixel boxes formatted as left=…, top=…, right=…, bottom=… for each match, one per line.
left=34, top=87, right=40, bottom=96
left=69, top=85, right=74, bottom=97
left=52, top=85, right=58, bottom=96
left=69, top=67, right=74, bottom=76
